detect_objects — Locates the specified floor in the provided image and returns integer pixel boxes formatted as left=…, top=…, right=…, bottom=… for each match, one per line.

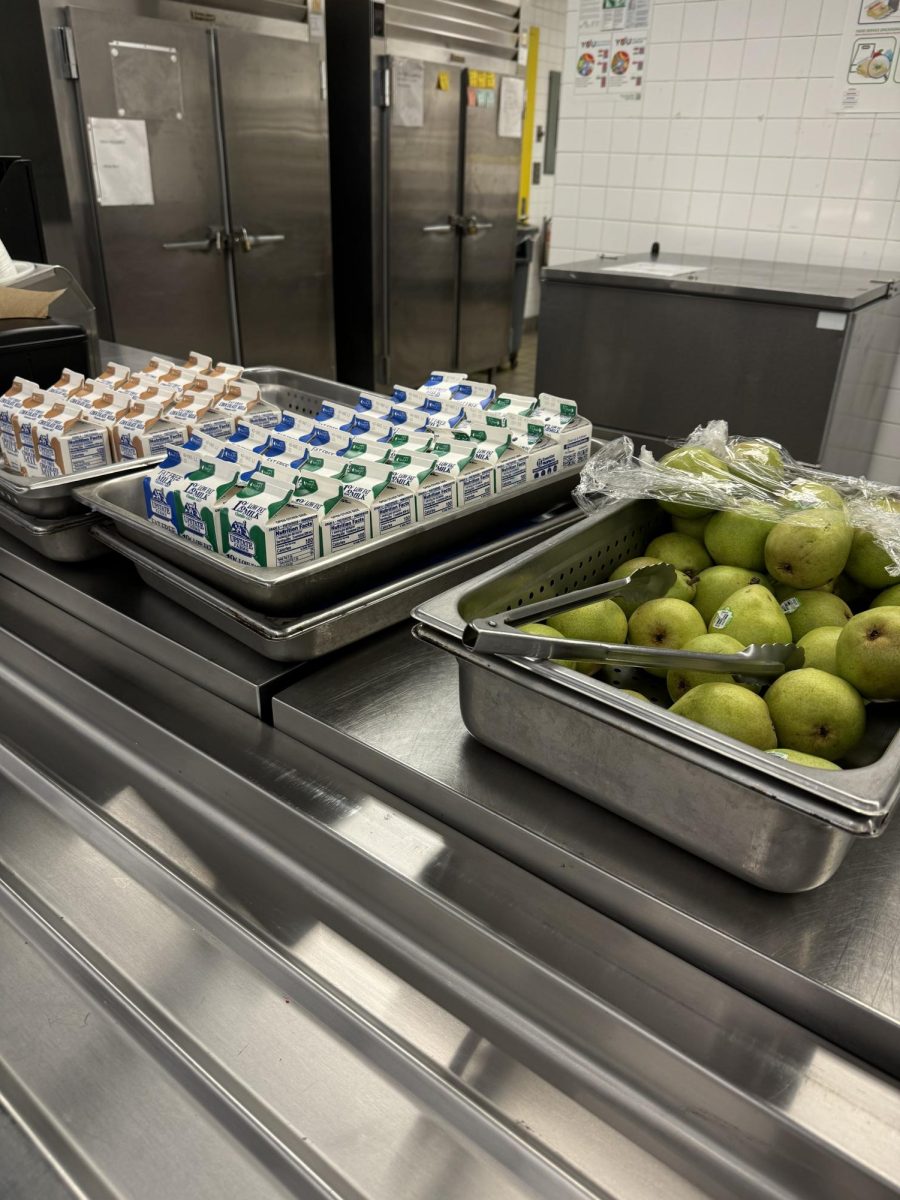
left=471, top=329, right=537, bottom=397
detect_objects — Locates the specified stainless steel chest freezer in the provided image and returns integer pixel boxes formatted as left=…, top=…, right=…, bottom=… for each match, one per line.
left=535, top=253, right=900, bottom=475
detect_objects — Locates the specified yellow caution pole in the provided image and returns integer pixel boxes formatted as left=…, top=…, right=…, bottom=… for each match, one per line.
left=518, top=26, right=540, bottom=222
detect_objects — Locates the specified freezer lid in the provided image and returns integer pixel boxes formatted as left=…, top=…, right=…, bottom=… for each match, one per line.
left=542, top=252, right=897, bottom=310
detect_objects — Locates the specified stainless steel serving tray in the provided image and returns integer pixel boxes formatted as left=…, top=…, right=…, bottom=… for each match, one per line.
left=413, top=499, right=900, bottom=892
left=0, top=456, right=163, bottom=518
left=0, top=495, right=106, bottom=562
left=93, top=504, right=582, bottom=660
left=76, top=446, right=594, bottom=614
left=0, top=365, right=360, bottom=519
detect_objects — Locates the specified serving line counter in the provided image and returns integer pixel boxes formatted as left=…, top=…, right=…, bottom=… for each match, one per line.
left=1, top=552, right=900, bottom=1200
left=1, top=341, right=899, bottom=1196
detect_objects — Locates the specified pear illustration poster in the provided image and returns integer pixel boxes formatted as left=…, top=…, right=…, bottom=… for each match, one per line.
left=832, top=1, right=900, bottom=113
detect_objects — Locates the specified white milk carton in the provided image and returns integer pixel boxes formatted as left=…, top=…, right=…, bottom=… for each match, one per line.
left=47, top=368, right=85, bottom=401
left=96, top=362, right=134, bottom=390
left=153, top=364, right=199, bottom=394
left=140, top=357, right=176, bottom=381
left=34, top=407, right=113, bottom=477
left=131, top=378, right=180, bottom=413
left=427, top=434, right=477, bottom=478
left=174, top=461, right=242, bottom=553
left=250, top=433, right=311, bottom=480
left=292, top=473, right=370, bottom=556
left=14, top=398, right=70, bottom=476
left=379, top=454, right=457, bottom=523
left=79, top=386, right=133, bottom=433
left=166, top=380, right=223, bottom=437
left=386, top=427, right=436, bottom=456
left=335, top=460, right=416, bottom=537
left=214, top=379, right=281, bottom=431
left=115, top=403, right=183, bottom=461
left=418, top=370, right=468, bottom=400
left=390, top=385, right=431, bottom=407
left=450, top=380, right=496, bottom=410
left=503, top=410, right=592, bottom=471
left=535, top=392, right=579, bottom=433
left=455, top=456, right=496, bottom=507
left=143, top=454, right=195, bottom=534
left=183, top=351, right=213, bottom=374
left=220, top=477, right=319, bottom=568
left=314, top=401, right=396, bottom=444
left=0, top=381, right=42, bottom=471
left=487, top=392, right=538, bottom=419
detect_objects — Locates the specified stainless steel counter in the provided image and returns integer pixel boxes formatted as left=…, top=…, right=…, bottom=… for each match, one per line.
left=273, top=626, right=900, bottom=1079
left=2, top=539, right=900, bottom=1196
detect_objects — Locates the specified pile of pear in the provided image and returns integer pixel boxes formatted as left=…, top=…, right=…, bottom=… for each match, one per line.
left=529, top=441, right=900, bottom=771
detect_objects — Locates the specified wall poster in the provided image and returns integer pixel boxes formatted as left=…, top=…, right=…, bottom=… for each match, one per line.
left=832, top=0, right=900, bottom=114
left=573, top=0, right=651, bottom=101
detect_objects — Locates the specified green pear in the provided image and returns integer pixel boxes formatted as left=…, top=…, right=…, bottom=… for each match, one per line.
left=616, top=688, right=650, bottom=703
left=778, top=590, right=852, bottom=641
left=547, top=598, right=627, bottom=644
left=833, top=573, right=872, bottom=611
left=670, top=682, right=777, bottom=750
left=709, top=584, right=791, bottom=645
left=657, top=447, right=731, bottom=518
left=835, top=607, right=900, bottom=700
left=704, top=509, right=776, bottom=571
left=765, top=668, right=865, bottom=761
left=729, top=439, right=784, bottom=484
left=666, top=632, right=746, bottom=702
left=671, top=512, right=712, bottom=539
left=609, top=556, right=694, bottom=614
left=844, top=499, right=900, bottom=589
left=784, top=480, right=845, bottom=510
left=628, top=598, right=706, bottom=676
left=764, top=510, right=852, bottom=589
left=766, top=748, right=841, bottom=771
left=872, top=583, right=900, bottom=608
left=517, top=623, right=590, bottom=674
left=693, top=566, right=771, bottom=625
left=797, top=627, right=842, bottom=675
left=645, top=532, right=712, bottom=574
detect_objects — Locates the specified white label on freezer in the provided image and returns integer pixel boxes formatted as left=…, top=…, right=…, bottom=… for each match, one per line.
left=816, top=311, right=848, bottom=331
left=498, top=76, right=525, bottom=138
left=87, top=117, right=155, bottom=207
left=394, top=59, right=425, bottom=128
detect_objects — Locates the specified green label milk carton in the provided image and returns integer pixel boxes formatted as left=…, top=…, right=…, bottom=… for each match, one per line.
left=220, top=476, right=318, bottom=567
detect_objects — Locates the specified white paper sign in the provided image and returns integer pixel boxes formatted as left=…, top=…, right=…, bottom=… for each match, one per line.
left=498, top=76, right=525, bottom=138
left=831, top=0, right=900, bottom=113
left=394, top=58, right=425, bottom=128
left=601, top=261, right=705, bottom=277
left=87, top=117, right=155, bottom=207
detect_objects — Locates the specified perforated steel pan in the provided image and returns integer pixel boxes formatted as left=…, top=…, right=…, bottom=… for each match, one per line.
left=413, top=499, right=900, bottom=892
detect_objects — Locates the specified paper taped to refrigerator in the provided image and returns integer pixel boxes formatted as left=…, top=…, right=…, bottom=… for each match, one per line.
left=87, top=117, right=155, bottom=207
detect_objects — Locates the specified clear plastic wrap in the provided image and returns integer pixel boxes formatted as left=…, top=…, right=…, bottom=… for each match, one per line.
left=575, top=421, right=900, bottom=577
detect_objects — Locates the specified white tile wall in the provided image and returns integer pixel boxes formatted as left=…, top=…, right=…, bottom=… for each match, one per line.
left=545, top=0, right=900, bottom=483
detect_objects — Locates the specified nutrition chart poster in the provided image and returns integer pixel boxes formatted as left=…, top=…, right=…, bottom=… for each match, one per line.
left=832, top=0, right=900, bottom=113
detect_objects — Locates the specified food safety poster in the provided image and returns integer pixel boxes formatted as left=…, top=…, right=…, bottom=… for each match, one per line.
left=573, top=0, right=651, bottom=101
left=832, top=0, right=900, bottom=113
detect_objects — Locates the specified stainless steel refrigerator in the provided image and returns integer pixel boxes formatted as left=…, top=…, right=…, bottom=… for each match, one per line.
left=2, top=1, right=334, bottom=375
left=326, top=1, right=523, bottom=389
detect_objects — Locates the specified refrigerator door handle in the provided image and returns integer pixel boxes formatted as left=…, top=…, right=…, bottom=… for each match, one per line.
left=233, top=226, right=288, bottom=252
left=422, top=221, right=455, bottom=233
left=463, top=215, right=494, bottom=235
left=162, top=227, right=225, bottom=251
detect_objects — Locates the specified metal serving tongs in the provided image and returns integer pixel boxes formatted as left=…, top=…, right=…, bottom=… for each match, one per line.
left=464, top=563, right=805, bottom=680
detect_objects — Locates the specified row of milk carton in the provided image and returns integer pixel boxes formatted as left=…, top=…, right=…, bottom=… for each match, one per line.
left=143, top=383, right=590, bottom=568
left=0, top=352, right=280, bottom=478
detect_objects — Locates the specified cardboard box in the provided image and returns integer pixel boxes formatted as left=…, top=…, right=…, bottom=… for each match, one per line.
left=34, top=407, right=113, bottom=477
left=292, top=473, right=370, bottom=556
left=221, top=477, right=319, bottom=567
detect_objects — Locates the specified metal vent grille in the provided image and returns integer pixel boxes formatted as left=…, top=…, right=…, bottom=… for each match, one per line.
left=384, top=0, right=521, bottom=60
